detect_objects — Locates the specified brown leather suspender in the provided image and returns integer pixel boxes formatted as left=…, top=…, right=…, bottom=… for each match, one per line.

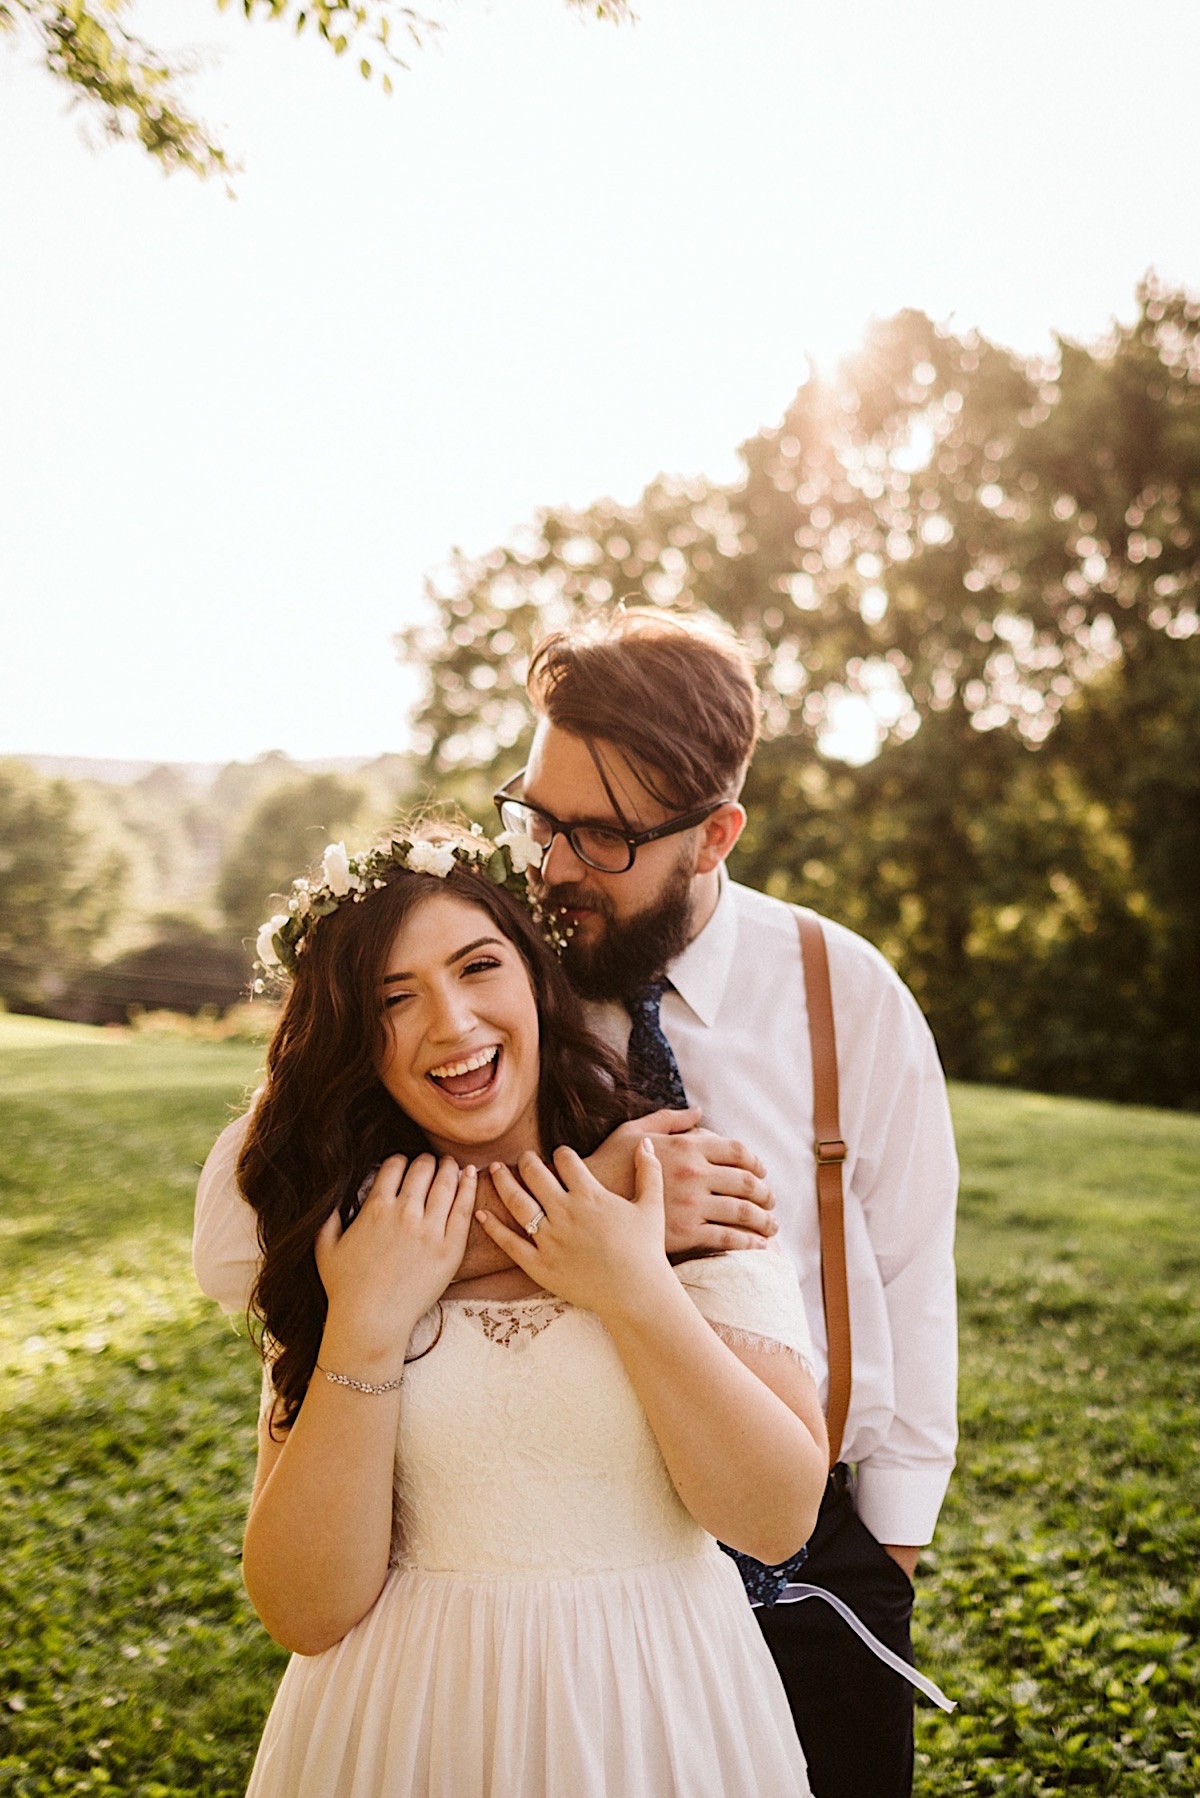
left=796, top=910, right=852, bottom=1468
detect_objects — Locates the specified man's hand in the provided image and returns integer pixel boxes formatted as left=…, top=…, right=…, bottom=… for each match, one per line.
left=586, top=1108, right=776, bottom=1256
left=447, top=1167, right=523, bottom=1285
left=883, top=1544, right=920, bottom=1581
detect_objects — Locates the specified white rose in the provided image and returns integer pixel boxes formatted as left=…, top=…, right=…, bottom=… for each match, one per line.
left=496, top=829, right=543, bottom=874
left=256, top=914, right=288, bottom=968
left=322, top=841, right=352, bottom=896
left=406, top=840, right=458, bottom=878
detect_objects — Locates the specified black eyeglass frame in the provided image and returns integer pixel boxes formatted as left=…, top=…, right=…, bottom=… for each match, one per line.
left=493, top=774, right=730, bottom=874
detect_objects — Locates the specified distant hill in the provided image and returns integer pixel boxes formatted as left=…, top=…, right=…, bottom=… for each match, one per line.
left=14, top=754, right=386, bottom=789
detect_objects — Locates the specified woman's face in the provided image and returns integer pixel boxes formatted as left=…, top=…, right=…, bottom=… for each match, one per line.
left=376, top=891, right=542, bottom=1166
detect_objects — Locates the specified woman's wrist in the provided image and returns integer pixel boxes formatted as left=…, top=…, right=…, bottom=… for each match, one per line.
left=318, top=1314, right=415, bottom=1387
left=589, top=1256, right=681, bottom=1331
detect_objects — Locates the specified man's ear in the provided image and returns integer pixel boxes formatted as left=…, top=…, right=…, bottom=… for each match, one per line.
left=695, top=803, right=745, bottom=874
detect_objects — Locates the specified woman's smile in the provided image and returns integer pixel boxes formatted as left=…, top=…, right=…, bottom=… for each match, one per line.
left=425, top=1043, right=501, bottom=1100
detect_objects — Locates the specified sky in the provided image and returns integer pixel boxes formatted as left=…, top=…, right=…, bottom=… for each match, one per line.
left=1, top=0, right=1197, bottom=766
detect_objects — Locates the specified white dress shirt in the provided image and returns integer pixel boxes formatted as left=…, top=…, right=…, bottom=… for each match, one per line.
left=651, top=877, right=958, bottom=1548
left=192, top=875, right=957, bottom=1547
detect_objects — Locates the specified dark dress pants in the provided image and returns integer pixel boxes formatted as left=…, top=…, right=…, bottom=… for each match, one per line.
left=755, top=1470, right=916, bottom=1798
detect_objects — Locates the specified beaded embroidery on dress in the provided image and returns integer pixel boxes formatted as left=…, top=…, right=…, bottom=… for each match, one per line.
left=246, top=1252, right=813, bottom=1798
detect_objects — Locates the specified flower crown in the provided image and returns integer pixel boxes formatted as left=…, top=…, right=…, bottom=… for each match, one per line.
left=253, top=825, right=550, bottom=982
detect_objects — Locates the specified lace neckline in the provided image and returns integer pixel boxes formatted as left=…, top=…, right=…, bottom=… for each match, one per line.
left=444, top=1292, right=569, bottom=1349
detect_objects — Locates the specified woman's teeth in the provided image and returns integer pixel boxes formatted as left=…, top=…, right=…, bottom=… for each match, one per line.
left=428, top=1047, right=498, bottom=1081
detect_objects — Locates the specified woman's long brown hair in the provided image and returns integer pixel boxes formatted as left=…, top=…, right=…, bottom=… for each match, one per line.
left=237, top=862, right=640, bottom=1428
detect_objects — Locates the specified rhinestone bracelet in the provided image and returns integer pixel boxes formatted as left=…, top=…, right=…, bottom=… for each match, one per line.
left=316, top=1362, right=404, bottom=1396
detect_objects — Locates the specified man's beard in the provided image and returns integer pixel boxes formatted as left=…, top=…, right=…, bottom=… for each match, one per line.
left=540, top=854, right=696, bottom=1003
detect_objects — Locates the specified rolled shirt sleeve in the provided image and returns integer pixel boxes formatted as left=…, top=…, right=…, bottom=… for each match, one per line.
left=816, top=919, right=958, bottom=1546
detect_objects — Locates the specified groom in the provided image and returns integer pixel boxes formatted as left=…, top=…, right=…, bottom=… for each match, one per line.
left=505, top=612, right=956, bottom=1798
left=194, top=609, right=957, bottom=1798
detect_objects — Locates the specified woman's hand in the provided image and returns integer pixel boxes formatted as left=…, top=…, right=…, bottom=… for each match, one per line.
left=585, top=1109, right=777, bottom=1255
left=316, top=1154, right=477, bottom=1377
left=246, top=1152, right=475, bottom=1656
left=480, top=1141, right=827, bottom=1563
left=476, top=1138, right=673, bottom=1322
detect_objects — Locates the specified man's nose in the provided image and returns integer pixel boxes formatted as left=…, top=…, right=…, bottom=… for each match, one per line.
left=539, top=828, right=590, bottom=886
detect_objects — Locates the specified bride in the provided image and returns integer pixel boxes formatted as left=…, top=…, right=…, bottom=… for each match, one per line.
left=238, top=824, right=826, bottom=1796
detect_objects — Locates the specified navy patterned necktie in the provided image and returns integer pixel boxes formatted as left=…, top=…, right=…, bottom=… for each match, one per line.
left=626, top=982, right=688, bottom=1110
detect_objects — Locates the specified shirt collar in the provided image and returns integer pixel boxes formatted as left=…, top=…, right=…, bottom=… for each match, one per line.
left=666, top=867, right=738, bottom=1028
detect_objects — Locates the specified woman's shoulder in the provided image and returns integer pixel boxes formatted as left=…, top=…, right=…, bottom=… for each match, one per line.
left=673, top=1250, right=814, bottom=1362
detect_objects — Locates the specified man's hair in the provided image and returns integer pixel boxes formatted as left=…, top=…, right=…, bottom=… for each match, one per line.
left=526, top=610, right=761, bottom=812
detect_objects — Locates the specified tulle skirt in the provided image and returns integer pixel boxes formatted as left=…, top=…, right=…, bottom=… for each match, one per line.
left=246, top=1550, right=809, bottom=1797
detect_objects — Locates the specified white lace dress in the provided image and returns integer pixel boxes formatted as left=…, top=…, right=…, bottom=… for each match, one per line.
left=245, top=1252, right=813, bottom=1797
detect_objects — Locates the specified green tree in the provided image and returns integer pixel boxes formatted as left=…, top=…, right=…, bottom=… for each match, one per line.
left=1, top=0, right=632, bottom=178
left=398, top=278, right=1200, bottom=1105
left=404, top=277, right=1198, bottom=765
left=0, top=759, right=126, bottom=1010
left=216, top=771, right=367, bottom=942
left=1039, top=631, right=1200, bottom=1107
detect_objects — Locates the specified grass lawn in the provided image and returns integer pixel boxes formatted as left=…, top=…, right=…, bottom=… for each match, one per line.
left=1, top=1015, right=1198, bottom=1795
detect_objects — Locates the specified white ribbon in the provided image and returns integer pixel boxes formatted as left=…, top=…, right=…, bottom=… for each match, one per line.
left=752, top=1582, right=957, bottom=1713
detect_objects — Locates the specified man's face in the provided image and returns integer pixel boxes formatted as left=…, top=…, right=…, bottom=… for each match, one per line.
left=521, top=721, right=702, bottom=1001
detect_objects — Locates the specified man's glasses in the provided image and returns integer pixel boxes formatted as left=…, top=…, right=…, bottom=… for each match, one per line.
left=493, top=775, right=726, bottom=874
